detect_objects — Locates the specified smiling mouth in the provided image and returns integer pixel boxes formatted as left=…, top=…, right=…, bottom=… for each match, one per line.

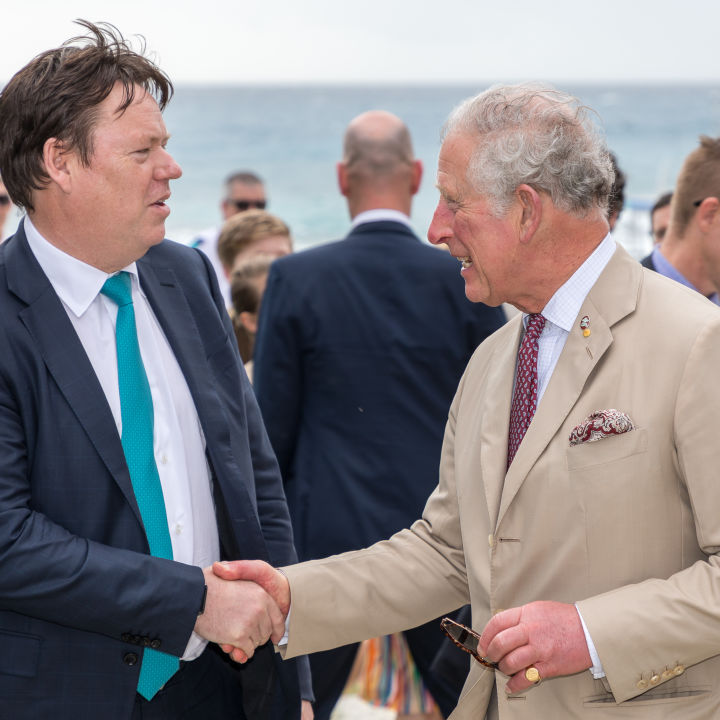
left=459, top=256, right=473, bottom=269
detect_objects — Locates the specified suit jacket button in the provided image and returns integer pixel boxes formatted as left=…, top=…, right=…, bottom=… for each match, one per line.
left=661, top=669, right=673, bottom=681
left=121, top=633, right=131, bottom=643
left=649, top=674, right=660, bottom=685
left=142, top=637, right=151, bottom=647
left=150, top=639, right=161, bottom=650
left=673, top=665, right=685, bottom=676
left=123, top=652, right=139, bottom=666
left=636, top=679, right=648, bottom=690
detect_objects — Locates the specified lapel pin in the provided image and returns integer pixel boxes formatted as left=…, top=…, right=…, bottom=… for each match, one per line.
left=580, top=315, right=590, bottom=337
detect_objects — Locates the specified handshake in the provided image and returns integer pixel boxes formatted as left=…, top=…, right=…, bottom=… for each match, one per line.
left=193, top=560, right=289, bottom=664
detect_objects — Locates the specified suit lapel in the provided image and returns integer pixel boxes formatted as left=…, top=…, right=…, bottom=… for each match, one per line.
left=134, top=258, right=229, bottom=445
left=496, top=246, right=642, bottom=528
left=478, top=316, right=522, bottom=529
left=136, top=256, right=258, bottom=521
left=6, top=228, right=143, bottom=523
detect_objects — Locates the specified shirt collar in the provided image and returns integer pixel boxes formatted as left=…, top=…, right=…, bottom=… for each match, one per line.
left=23, top=216, right=139, bottom=318
left=650, top=245, right=719, bottom=304
left=526, top=233, right=616, bottom=332
left=351, top=209, right=413, bottom=230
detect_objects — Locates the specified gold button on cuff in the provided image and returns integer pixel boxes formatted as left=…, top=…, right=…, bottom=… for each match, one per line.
left=649, top=674, right=660, bottom=685
left=673, top=665, right=685, bottom=676
left=661, top=670, right=673, bottom=681
left=636, top=679, right=648, bottom=690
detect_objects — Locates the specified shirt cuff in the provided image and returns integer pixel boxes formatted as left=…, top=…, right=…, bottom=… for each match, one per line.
left=575, top=604, right=605, bottom=678
left=278, top=604, right=290, bottom=646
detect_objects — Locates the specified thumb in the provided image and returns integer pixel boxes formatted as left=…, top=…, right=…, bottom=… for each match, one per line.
left=213, top=560, right=290, bottom=615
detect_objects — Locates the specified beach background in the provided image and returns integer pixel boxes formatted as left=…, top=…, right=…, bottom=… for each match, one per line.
left=157, top=82, right=720, bottom=259
left=2, top=82, right=719, bottom=260
left=2, top=1, right=719, bottom=262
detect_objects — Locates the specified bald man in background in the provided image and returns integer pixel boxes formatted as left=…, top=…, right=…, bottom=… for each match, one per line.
left=252, top=111, right=505, bottom=719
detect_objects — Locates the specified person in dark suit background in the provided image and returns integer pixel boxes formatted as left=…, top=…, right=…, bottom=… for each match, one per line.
left=0, top=20, right=312, bottom=720
left=640, top=136, right=720, bottom=304
left=252, top=109, right=505, bottom=719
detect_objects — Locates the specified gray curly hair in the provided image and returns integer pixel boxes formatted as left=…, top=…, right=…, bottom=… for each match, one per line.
left=442, top=83, right=614, bottom=218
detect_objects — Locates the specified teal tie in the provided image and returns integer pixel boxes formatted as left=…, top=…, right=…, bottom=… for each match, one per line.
left=101, top=272, right=179, bottom=700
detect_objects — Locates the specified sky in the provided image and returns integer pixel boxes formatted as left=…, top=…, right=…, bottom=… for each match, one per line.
left=1, top=0, right=719, bottom=86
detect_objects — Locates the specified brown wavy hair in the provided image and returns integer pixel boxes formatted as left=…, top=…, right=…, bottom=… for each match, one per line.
left=0, top=20, right=173, bottom=211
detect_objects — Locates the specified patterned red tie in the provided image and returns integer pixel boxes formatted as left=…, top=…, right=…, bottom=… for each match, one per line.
left=507, top=313, right=546, bottom=469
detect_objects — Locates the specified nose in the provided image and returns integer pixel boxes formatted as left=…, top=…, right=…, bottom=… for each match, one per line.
left=156, top=148, right=182, bottom=181
left=428, top=199, right=452, bottom=246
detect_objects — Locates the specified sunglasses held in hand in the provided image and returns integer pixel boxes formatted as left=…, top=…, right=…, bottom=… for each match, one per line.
left=440, top=616, right=499, bottom=670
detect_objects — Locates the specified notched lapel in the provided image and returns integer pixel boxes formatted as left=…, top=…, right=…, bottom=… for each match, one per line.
left=135, top=262, right=214, bottom=423
left=497, top=246, right=641, bottom=526
left=498, top=298, right=613, bottom=524
left=6, top=231, right=142, bottom=523
left=477, top=317, right=522, bottom=529
left=137, top=258, right=255, bottom=511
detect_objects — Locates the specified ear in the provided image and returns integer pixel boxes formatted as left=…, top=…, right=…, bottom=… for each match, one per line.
left=696, top=197, right=720, bottom=233
left=337, top=162, right=349, bottom=197
left=238, top=310, right=258, bottom=335
left=515, top=184, right=542, bottom=243
left=410, top=159, right=423, bottom=195
left=221, top=199, right=234, bottom=220
left=42, top=137, right=74, bottom=194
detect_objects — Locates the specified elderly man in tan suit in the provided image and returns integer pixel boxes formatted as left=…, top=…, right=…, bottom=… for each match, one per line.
left=215, top=83, right=720, bottom=719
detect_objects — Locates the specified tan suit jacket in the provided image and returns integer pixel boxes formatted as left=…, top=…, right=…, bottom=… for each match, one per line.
left=282, top=246, right=720, bottom=718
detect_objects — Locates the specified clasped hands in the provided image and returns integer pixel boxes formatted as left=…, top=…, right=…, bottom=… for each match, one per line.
left=193, top=560, right=290, bottom=664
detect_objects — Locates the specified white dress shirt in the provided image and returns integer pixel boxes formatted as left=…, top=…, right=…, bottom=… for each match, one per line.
left=351, top=208, right=414, bottom=230
left=517, top=232, right=616, bottom=678
left=24, top=217, right=219, bottom=660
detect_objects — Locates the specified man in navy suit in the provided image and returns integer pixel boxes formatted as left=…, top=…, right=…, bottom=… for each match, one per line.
left=0, top=21, right=311, bottom=720
left=252, top=110, right=505, bottom=718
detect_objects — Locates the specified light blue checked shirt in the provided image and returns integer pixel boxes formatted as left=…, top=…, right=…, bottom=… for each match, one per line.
left=528, top=233, right=616, bottom=405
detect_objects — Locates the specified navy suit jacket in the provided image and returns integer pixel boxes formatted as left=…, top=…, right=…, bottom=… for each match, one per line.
left=253, top=220, right=505, bottom=561
left=0, top=223, right=307, bottom=719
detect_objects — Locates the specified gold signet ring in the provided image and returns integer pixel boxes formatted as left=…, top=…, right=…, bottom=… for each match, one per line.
left=525, top=666, right=541, bottom=683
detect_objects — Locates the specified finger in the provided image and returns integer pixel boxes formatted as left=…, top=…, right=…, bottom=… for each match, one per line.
left=505, top=663, right=548, bottom=695
left=497, top=644, right=536, bottom=677
left=213, top=559, right=266, bottom=582
left=478, top=607, right=522, bottom=655
left=214, top=560, right=291, bottom=615
left=219, top=643, right=250, bottom=664
left=265, top=593, right=287, bottom=644
left=485, top=622, right=529, bottom=664
left=230, top=647, right=249, bottom=664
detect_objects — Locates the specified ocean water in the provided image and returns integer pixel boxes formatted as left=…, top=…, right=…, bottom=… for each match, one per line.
left=162, top=84, right=720, bottom=259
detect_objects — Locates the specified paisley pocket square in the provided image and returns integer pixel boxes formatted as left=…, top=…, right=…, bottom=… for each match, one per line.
left=568, top=409, right=635, bottom=446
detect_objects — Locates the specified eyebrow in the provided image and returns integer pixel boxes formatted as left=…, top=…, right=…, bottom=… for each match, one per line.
left=436, top=184, right=460, bottom=204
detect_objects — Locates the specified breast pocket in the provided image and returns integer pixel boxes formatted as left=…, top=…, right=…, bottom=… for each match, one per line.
left=566, top=428, right=647, bottom=471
